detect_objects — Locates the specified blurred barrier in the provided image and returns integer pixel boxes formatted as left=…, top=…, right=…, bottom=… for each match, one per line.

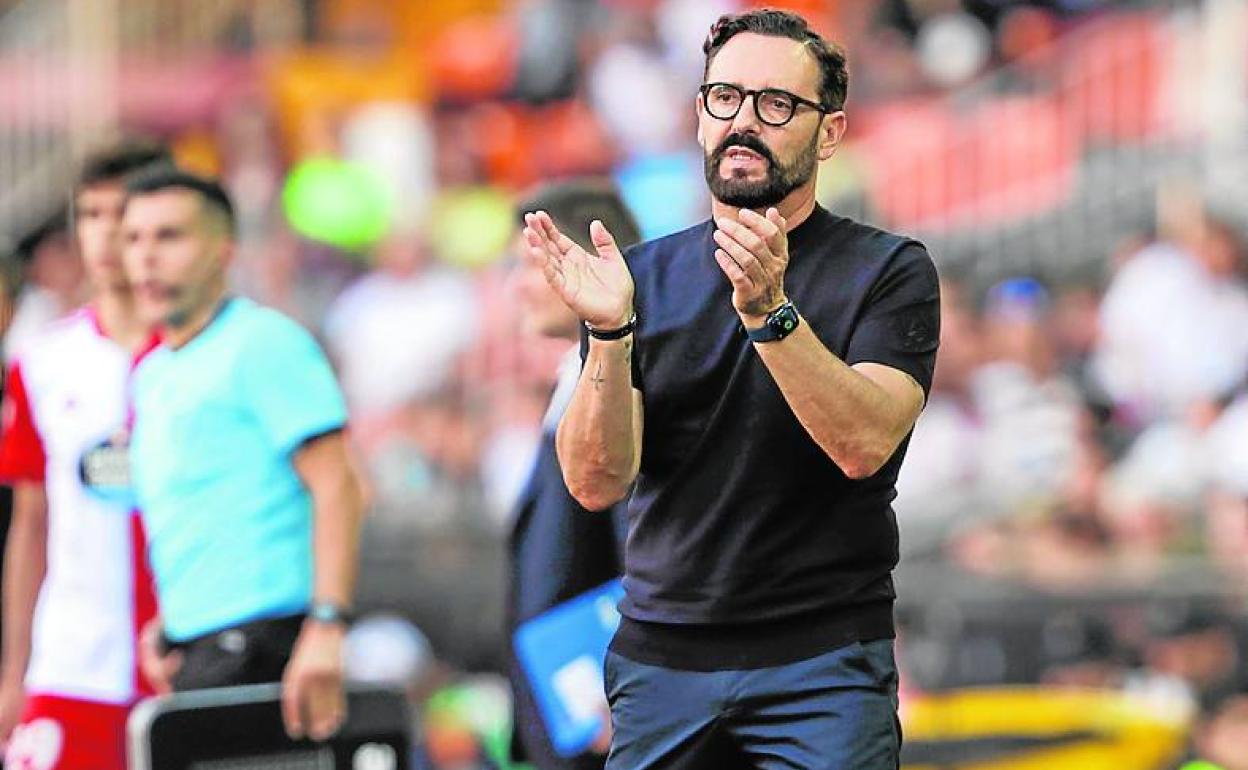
left=127, top=683, right=409, bottom=770
left=896, top=560, right=1246, bottom=690
left=0, top=0, right=299, bottom=244
left=0, top=0, right=117, bottom=242
left=840, top=0, right=1248, bottom=281
left=902, top=687, right=1190, bottom=770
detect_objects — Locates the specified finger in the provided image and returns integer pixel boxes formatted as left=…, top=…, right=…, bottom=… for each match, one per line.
left=713, top=248, right=752, bottom=291
left=540, top=213, right=585, bottom=262
left=715, top=217, right=768, bottom=258
left=738, top=207, right=780, bottom=240
left=712, top=229, right=764, bottom=286
left=524, top=225, right=562, bottom=267
left=588, top=220, right=621, bottom=261
left=282, top=672, right=305, bottom=740
left=533, top=212, right=568, bottom=254
left=308, top=678, right=346, bottom=741
left=157, top=651, right=183, bottom=694
left=523, top=215, right=551, bottom=252
left=739, top=207, right=784, bottom=252
left=765, top=207, right=786, bottom=231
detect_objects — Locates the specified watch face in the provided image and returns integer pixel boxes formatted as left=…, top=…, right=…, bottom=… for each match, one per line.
left=768, top=305, right=799, bottom=337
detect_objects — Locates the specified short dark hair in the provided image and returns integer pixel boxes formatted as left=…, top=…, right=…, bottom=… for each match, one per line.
left=124, top=168, right=236, bottom=234
left=703, top=9, right=849, bottom=111
left=517, top=180, right=641, bottom=253
left=76, top=140, right=173, bottom=192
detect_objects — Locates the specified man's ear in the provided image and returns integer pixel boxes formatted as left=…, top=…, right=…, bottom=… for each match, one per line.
left=818, top=111, right=848, bottom=162
left=695, top=94, right=706, bottom=149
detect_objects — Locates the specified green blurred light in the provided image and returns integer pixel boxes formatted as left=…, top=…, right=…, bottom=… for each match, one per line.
left=282, top=157, right=391, bottom=251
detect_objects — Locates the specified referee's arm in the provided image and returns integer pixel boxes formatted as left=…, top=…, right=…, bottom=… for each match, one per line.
left=282, top=429, right=367, bottom=741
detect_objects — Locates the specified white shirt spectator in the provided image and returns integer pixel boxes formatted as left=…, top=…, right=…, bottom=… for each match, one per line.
left=324, top=265, right=479, bottom=418
left=1093, top=243, right=1248, bottom=419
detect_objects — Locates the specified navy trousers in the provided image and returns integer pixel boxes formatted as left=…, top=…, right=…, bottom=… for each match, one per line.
left=604, top=639, right=900, bottom=770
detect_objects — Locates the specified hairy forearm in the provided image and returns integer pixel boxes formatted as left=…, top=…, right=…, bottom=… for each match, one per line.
left=556, top=337, right=641, bottom=510
left=2, top=485, right=47, bottom=684
left=753, top=322, right=920, bottom=479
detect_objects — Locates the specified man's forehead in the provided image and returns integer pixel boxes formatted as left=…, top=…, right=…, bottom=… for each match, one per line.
left=124, top=189, right=202, bottom=220
left=706, top=33, right=819, bottom=93
left=77, top=182, right=126, bottom=204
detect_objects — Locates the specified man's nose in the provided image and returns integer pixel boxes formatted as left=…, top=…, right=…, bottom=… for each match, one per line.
left=731, top=94, right=763, bottom=134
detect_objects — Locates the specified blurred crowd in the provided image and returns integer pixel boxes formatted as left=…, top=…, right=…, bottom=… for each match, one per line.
left=3, top=0, right=1247, bottom=768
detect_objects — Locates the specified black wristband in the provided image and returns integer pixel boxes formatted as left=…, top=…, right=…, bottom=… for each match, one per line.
left=585, top=313, right=637, bottom=341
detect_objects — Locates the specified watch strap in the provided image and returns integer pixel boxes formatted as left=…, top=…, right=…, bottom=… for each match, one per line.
left=745, top=302, right=799, bottom=343
left=307, top=601, right=354, bottom=626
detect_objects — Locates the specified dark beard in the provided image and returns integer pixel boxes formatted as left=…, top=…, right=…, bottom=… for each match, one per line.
left=704, top=130, right=819, bottom=209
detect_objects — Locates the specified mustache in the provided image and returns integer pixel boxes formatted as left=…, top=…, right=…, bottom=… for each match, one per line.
left=711, top=133, right=777, bottom=168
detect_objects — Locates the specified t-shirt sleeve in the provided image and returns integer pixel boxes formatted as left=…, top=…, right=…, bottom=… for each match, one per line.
left=240, top=314, right=349, bottom=456
left=844, top=242, right=941, bottom=397
left=0, top=363, right=47, bottom=483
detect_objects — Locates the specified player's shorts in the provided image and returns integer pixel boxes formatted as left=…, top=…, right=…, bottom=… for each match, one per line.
left=4, top=693, right=129, bottom=770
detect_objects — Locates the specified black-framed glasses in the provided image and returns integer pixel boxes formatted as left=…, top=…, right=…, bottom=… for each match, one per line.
left=699, top=82, right=830, bottom=127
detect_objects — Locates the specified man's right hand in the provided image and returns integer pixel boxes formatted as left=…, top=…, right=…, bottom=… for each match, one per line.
left=138, top=617, right=182, bottom=695
left=0, top=675, right=26, bottom=745
left=523, top=211, right=636, bottom=331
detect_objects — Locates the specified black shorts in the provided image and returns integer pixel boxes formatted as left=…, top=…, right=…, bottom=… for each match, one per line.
left=165, top=614, right=305, bottom=691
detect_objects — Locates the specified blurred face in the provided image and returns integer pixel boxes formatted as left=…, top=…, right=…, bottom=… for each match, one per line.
left=697, top=33, right=845, bottom=209
left=1200, top=695, right=1248, bottom=770
left=75, top=182, right=127, bottom=292
left=121, top=189, right=231, bottom=329
left=511, top=232, right=578, bottom=340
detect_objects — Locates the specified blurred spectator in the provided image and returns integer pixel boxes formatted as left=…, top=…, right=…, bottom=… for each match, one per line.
left=323, top=231, right=480, bottom=433
left=5, top=211, right=81, bottom=363
left=973, top=277, right=1087, bottom=515
left=894, top=277, right=984, bottom=531
left=1093, top=207, right=1248, bottom=424
left=1141, top=601, right=1248, bottom=710
left=1202, top=395, right=1248, bottom=580
left=0, top=142, right=170, bottom=770
left=585, top=12, right=689, bottom=159
left=1181, top=689, right=1248, bottom=770
left=506, top=180, right=637, bottom=770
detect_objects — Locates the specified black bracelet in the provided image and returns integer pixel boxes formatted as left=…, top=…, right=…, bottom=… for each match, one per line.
left=585, top=313, right=637, bottom=340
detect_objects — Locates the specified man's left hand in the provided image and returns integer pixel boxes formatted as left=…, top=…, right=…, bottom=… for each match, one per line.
left=281, top=621, right=347, bottom=742
left=712, top=207, right=790, bottom=323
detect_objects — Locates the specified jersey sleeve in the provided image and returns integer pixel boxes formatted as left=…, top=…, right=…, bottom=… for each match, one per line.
left=239, top=313, right=349, bottom=456
left=843, top=242, right=941, bottom=398
left=0, top=362, right=47, bottom=483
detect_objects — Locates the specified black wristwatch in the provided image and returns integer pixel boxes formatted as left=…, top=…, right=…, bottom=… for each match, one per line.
left=307, top=601, right=354, bottom=627
left=745, top=301, right=800, bottom=343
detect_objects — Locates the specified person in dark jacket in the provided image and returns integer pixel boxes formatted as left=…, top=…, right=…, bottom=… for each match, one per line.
left=506, top=181, right=639, bottom=770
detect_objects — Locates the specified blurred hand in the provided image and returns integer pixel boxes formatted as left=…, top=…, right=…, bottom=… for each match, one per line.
left=589, top=701, right=613, bottom=756
left=523, top=211, right=635, bottom=330
left=281, top=621, right=346, bottom=742
left=138, top=617, right=181, bottom=695
left=0, top=674, right=25, bottom=746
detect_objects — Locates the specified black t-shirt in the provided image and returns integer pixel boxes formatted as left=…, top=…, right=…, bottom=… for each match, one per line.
left=591, top=205, right=940, bottom=670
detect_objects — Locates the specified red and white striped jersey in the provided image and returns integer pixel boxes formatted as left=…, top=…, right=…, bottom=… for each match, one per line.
left=0, top=308, right=157, bottom=704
